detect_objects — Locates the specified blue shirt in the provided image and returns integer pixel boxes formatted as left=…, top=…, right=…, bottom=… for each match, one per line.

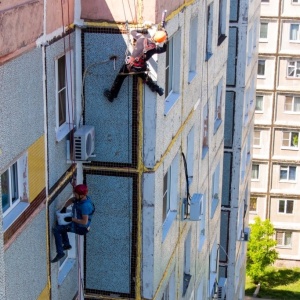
left=72, top=196, right=93, bottom=228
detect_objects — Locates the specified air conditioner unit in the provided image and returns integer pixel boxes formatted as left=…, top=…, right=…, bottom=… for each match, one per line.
left=218, top=277, right=227, bottom=300
left=243, top=227, right=250, bottom=242
left=190, top=193, right=203, bottom=221
left=74, top=125, right=95, bottom=160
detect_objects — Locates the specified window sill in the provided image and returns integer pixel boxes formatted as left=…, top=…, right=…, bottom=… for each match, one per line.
left=58, top=258, right=76, bottom=285
left=214, top=119, right=222, bottom=134
left=276, top=246, right=292, bottom=249
left=279, top=180, right=297, bottom=183
left=3, top=202, right=29, bottom=231
left=289, top=40, right=300, bottom=43
left=162, top=210, right=177, bottom=242
left=259, top=39, right=268, bottom=43
left=281, top=147, right=299, bottom=151
left=249, top=211, right=257, bottom=214
left=56, top=123, right=74, bottom=142
left=257, top=75, right=266, bottom=79
left=188, top=71, right=197, bottom=84
left=164, top=92, right=180, bottom=116
left=255, top=110, right=264, bottom=113
left=217, top=34, right=227, bottom=46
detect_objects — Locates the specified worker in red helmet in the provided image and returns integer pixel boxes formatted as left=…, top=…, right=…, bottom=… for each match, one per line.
left=51, top=184, right=95, bottom=263
left=104, top=27, right=168, bottom=102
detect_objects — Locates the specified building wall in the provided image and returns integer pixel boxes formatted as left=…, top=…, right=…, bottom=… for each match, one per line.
left=252, top=0, right=300, bottom=265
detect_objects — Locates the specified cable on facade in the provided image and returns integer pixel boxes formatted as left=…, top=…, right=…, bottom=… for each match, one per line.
left=181, top=152, right=191, bottom=219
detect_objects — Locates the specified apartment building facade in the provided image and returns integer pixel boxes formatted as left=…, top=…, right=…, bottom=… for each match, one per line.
left=250, top=0, right=300, bottom=267
left=0, top=0, right=233, bottom=299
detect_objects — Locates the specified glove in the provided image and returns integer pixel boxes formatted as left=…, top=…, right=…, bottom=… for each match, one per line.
left=60, top=207, right=67, bottom=213
left=64, top=217, right=72, bottom=222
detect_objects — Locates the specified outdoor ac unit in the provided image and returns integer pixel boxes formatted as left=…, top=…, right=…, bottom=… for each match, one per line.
left=243, top=227, right=250, bottom=242
left=217, top=277, right=227, bottom=300
left=190, top=193, right=203, bottom=221
left=74, top=125, right=95, bottom=160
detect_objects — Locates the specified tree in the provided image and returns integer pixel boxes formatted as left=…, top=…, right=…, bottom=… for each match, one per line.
left=246, top=216, right=278, bottom=283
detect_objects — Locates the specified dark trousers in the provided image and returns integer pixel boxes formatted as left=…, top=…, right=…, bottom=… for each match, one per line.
left=109, top=64, right=161, bottom=99
left=52, top=222, right=88, bottom=255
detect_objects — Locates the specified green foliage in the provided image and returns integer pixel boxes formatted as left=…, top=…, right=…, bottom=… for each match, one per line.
left=246, top=217, right=278, bottom=283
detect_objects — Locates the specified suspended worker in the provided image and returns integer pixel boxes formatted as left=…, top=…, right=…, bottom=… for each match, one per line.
left=51, top=184, right=94, bottom=263
left=104, top=26, right=168, bottom=102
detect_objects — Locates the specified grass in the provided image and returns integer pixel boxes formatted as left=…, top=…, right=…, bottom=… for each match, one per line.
left=245, top=267, right=300, bottom=299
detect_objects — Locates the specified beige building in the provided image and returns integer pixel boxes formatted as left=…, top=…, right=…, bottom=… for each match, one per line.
left=250, top=0, right=300, bottom=267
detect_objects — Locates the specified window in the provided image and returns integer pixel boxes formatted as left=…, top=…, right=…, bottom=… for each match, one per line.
left=292, top=0, right=300, bottom=3
left=247, top=27, right=253, bottom=64
left=214, top=78, right=223, bottom=132
left=206, top=3, right=213, bottom=60
left=253, top=130, right=261, bottom=147
left=165, top=30, right=181, bottom=115
left=162, top=153, right=179, bottom=241
left=278, top=200, right=294, bottom=214
left=186, top=127, right=195, bottom=184
left=260, top=22, right=268, bottom=39
left=287, top=60, right=300, bottom=78
left=189, top=17, right=198, bottom=83
left=280, top=166, right=296, bottom=181
left=257, top=59, right=266, bottom=76
left=290, top=24, right=300, bottom=41
left=255, top=95, right=264, bottom=111
left=249, top=197, right=257, bottom=212
left=284, top=96, right=300, bottom=112
left=56, top=51, right=74, bottom=141
left=211, top=163, right=220, bottom=218
left=198, top=193, right=206, bottom=251
left=282, top=131, right=299, bottom=148
left=182, top=231, right=192, bottom=297
left=1, top=153, right=29, bottom=230
left=218, top=0, right=227, bottom=45
left=251, top=164, right=259, bottom=180
left=202, top=103, right=209, bottom=158
left=276, top=231, right=292, bottom=247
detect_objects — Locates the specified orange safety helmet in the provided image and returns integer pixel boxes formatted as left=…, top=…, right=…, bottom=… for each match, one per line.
left=74, top=184, right=88, bottom=196
left=153, top=30, right=167, bottom=43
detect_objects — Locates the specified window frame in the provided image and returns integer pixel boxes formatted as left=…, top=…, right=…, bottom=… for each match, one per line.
left=251, top=164, right=260, bottom=180
left=257, top=59, right=266, bottom=77
left=255, top=95, right=264, bottom=112
left=164, top=30, right=181, bottom=115
left=290, top=24, right=300, bottom=42
left=284, top=95, right=300, bottom=113
left=206, top=3, right=214, bottom=61
left=279, top=165, right=297, bottom=182
left=292, top=0, right=300, bottom=4
left=202, top=103, right=209, bottom=159
left=253, top=130, right=261, bottom=148
left=55, top=50, right=74, bottom=142
left=259, top=22, right=268, bottom=41
left=217, top=0, right=227, bottom=45
left=281, top=131, right=299, bottom=149
left=211, top=163, right=220, bottom=219
left=1, top=153, right=29, bottom=230
left=188, top=16, right=198, bottom=83
left=287, top=60, right=300, bottom=78
left=249, top=197, right=257, bottom=212
left=276, top=231, right=292, bottom=248
left=214, top=78, right=223, bottom=133
left=278, top=199, right=294, bottom=214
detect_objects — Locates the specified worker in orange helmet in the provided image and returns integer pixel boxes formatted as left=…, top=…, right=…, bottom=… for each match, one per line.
left=104, top=26, right=168, bottom=102
left=51, top=184, right=95, bottom=263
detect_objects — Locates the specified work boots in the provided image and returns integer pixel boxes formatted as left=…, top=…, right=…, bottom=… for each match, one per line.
left=145, top=78, right=164, bottom=96
left=104, top=89, right=114, bottom=102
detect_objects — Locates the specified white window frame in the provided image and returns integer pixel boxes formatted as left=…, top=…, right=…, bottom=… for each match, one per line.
left=287, top=60, right=300, bottom=78
left=260, top=22, right=268, bottom=41
left=253, top=130, right=261, bottom=147
left=165, top=30, right=181, bottom=115
left=1, top=153, right=29, bottom=230
left=257, top=59, right=266, bottom=77
left=249, top=197, right=257, bottom=212
left=276, top=231, right=292, bottom=248
left=281, top=131, right=299, bottom=149
left=279, top=165, right=297, bottom=182
left=162, top=153, right=179, bottom=241
left=251, top=164, right=260, bottom=180
left=55, top=50, right=74, bottom=142
left=206, top=3, right=213, bottom=60
left=292, top=0, right=300, bottom=4
left=255, top=95, right=264, bottom=112
left=290, top=24, right=300, bottom=42
left=284, top=96, right=300, bottom=113
left=189, top=16, right=198, bottom=83
left=278, top=199, right=294, bottom=214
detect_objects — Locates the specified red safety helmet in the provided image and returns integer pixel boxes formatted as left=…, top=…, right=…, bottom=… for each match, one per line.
left=74, top=184, right=88, bottom=196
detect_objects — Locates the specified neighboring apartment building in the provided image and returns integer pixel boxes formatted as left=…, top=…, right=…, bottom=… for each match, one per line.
left=219, top=1, right=260, bottom=299
left=250, top=0, right=300, bottom=267
left=0, top=1, right=243, bottom=300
